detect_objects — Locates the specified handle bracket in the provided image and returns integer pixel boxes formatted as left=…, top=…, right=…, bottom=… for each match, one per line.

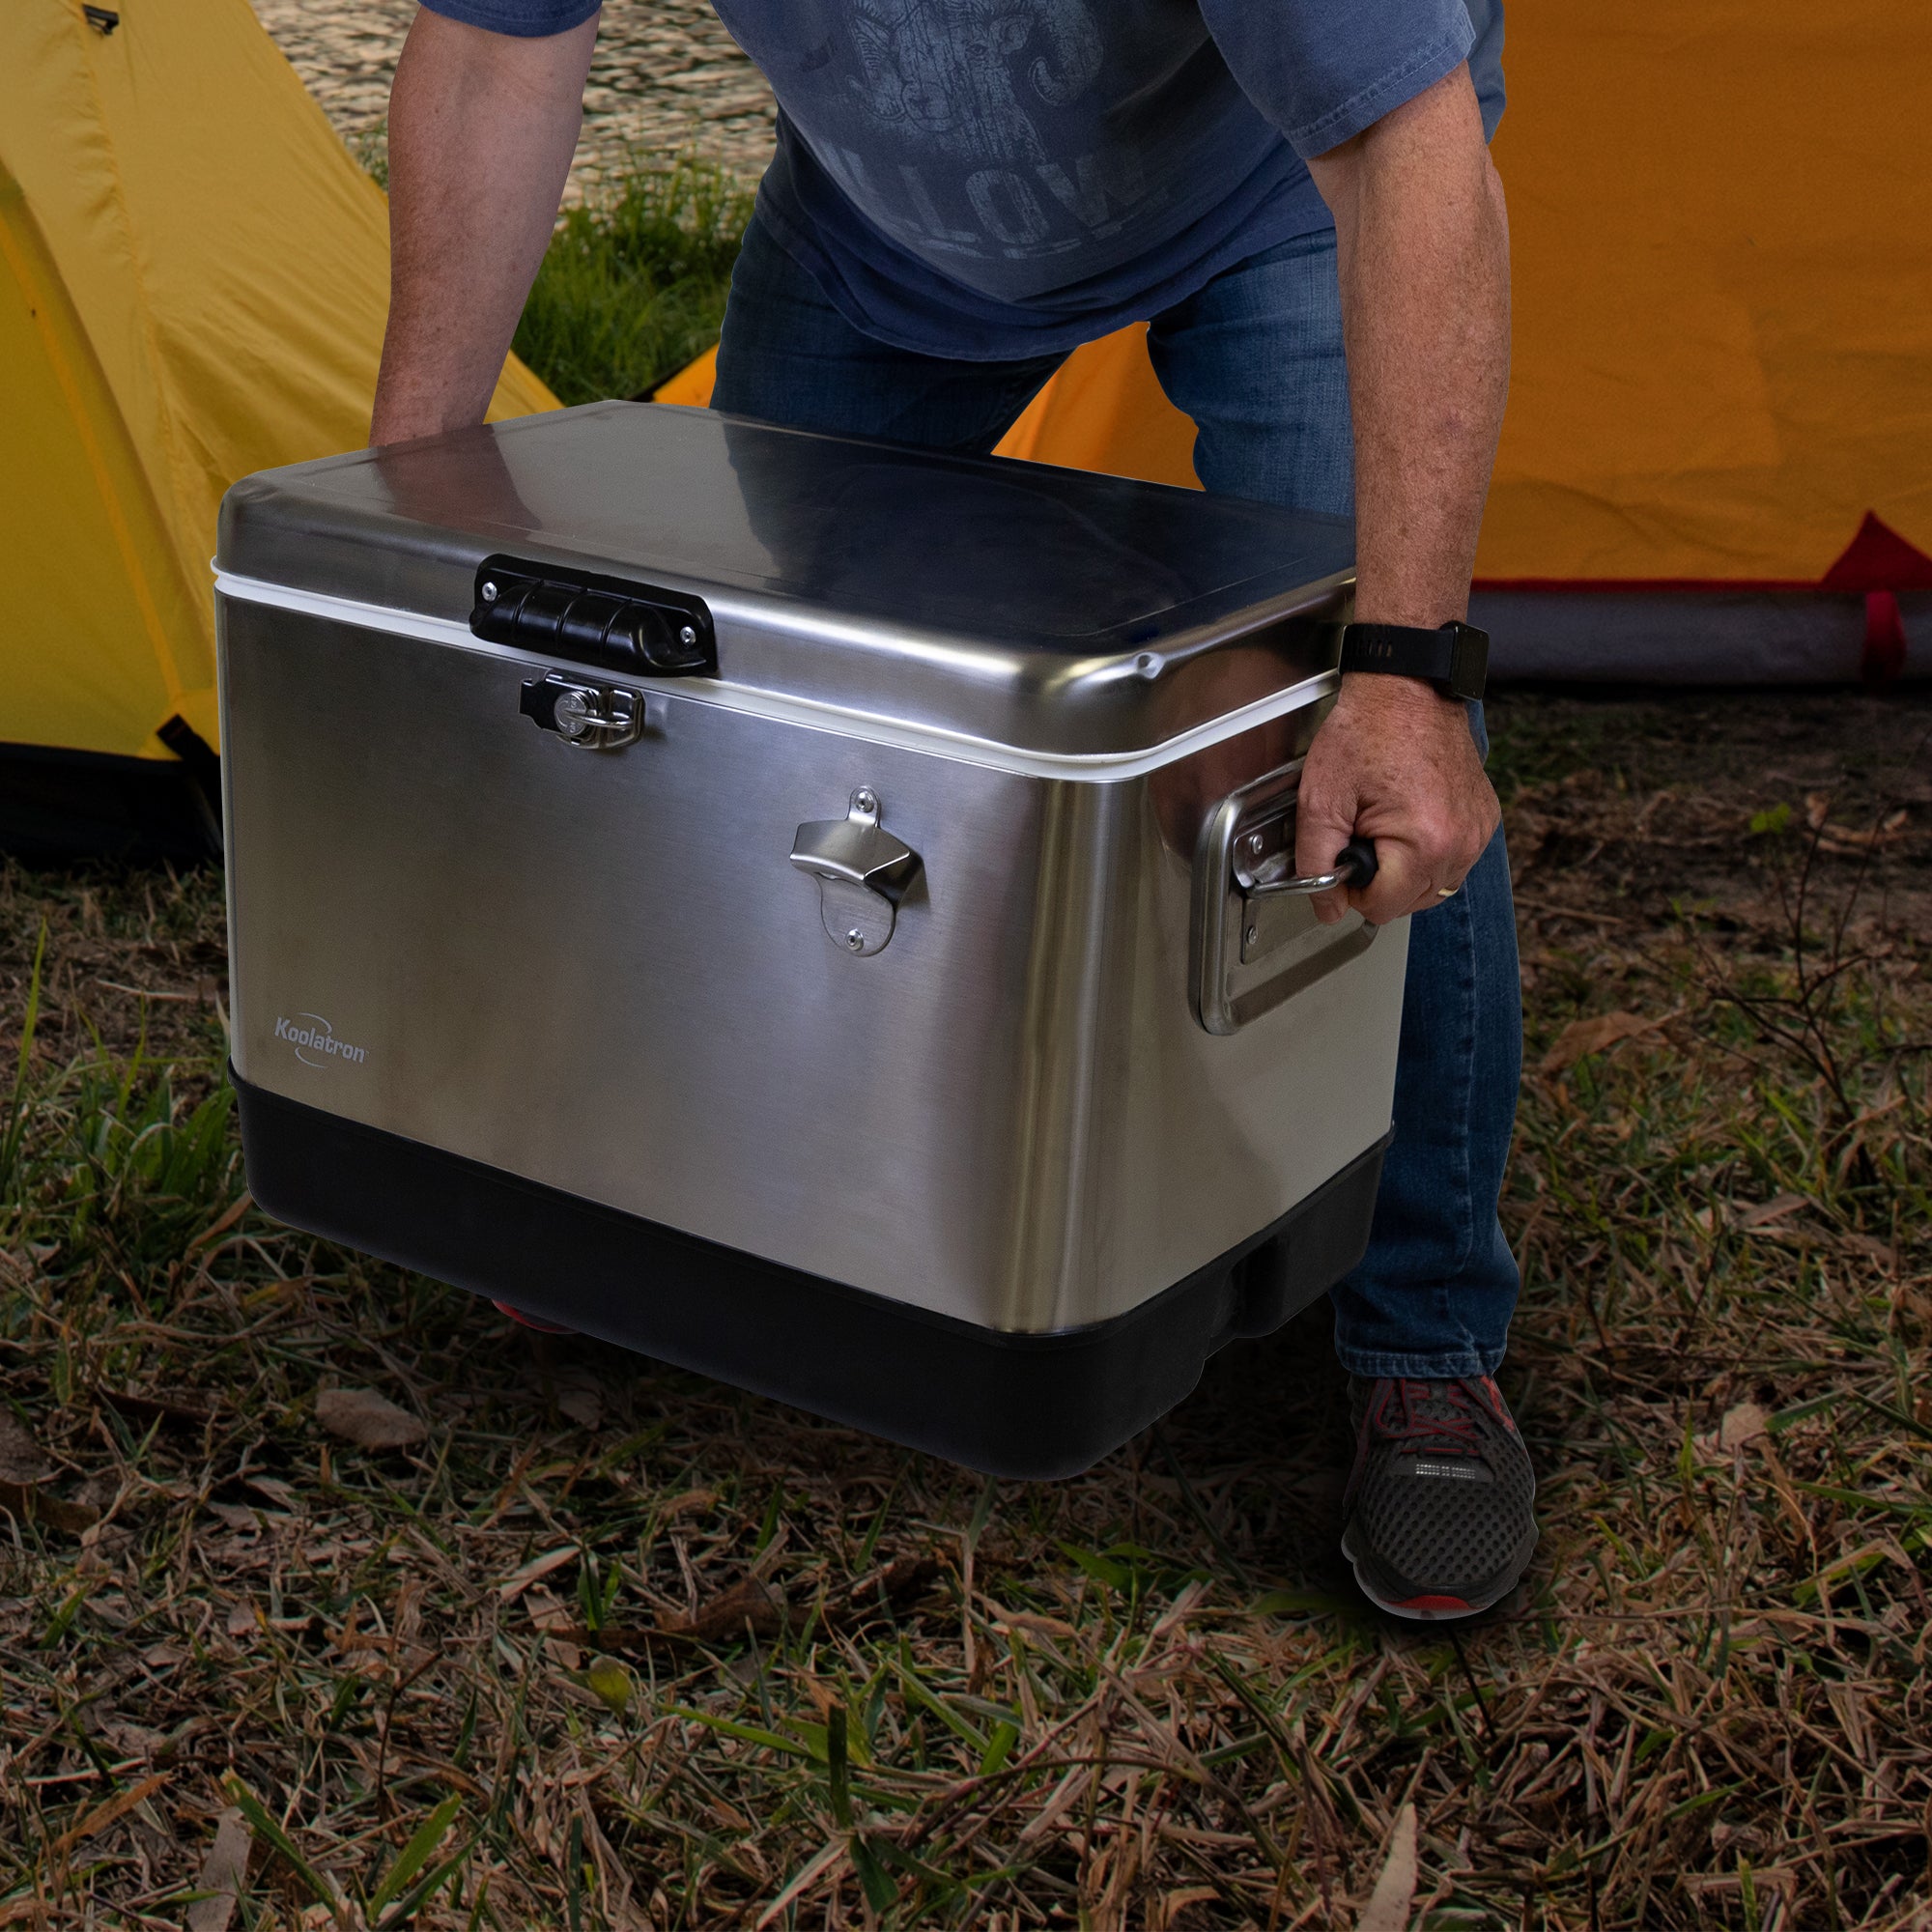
left=1190, top=762, right=1381, bottom=1034
left=1236, top=838, right=1378, bottom=898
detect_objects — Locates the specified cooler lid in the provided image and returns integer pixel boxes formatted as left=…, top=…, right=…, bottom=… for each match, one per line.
left=217, top=402, right=1352, bottom=759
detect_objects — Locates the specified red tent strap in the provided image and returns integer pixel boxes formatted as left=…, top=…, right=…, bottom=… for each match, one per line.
left=1861, top=590, right=1908, bottom=686
left=1821, top=514, right=1930, bottom=685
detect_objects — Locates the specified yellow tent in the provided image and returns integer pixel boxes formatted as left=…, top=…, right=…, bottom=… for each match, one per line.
left=0, top=0, right=555, bottom=857
left=667, top=0, right=1932, bottom=682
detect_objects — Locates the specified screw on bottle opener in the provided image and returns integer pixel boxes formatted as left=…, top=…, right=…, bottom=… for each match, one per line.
left=789, top=787, right=923, bottom=957
left=1235, top=837, right=1379, bottom=897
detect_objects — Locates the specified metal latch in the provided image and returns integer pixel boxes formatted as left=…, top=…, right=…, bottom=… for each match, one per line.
left=789, top=787, right=922, bottom=957
left=519, top=673, right=642, bottom=751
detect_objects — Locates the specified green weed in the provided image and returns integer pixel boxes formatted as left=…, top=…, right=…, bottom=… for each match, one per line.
left=513, top=158, right=750, bottom=406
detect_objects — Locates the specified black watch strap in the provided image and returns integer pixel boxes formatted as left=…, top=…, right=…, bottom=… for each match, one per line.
left=1339, top=620, right=1490, bottom=701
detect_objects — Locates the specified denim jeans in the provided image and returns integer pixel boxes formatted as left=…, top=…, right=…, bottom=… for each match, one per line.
left=714, top=215, right=1523, bottom=1378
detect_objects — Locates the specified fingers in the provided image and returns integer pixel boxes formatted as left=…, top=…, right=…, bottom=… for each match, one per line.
left=1293, top=683, right=1500, bottom=924
left=1293, top=786, right=1362, bottom=928
left=1350, top=842, right=1441, bottom=926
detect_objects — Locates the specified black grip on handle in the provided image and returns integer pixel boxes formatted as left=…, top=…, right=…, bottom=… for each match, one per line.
left=1338, top=837, right=1378, bottom=889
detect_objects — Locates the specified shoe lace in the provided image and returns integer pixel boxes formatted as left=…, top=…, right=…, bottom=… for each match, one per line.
left=1376, top=1378, right=1484, bottom=1457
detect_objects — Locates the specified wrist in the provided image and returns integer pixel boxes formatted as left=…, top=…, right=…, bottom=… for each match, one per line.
left=1334, top=669, right=1465, bottom=717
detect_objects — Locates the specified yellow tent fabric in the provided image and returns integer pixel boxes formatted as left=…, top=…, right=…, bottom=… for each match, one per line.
left=666, top=0, right=1932, bottom=601
left=0, top=0, right=557, bottom=769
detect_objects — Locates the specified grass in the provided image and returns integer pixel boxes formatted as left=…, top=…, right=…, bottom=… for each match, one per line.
left=355, top=134, right=749, bottom=408
left=1, top=688, right=1930, bottom=1930
left=511, top=158, right=750, bottom=406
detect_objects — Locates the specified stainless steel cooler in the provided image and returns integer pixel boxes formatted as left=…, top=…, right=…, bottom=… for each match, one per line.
left=214, top=402, right=1409, bottom=1476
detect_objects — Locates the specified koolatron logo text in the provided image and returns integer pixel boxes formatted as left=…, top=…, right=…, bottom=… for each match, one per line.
left=274, top=1013, right=368, bottom=1067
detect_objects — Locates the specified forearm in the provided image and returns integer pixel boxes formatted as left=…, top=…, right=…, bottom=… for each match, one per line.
left=1293, top=68, right=1507, bottom=921
left=371, top=7, right=599, bottom=446
left=1308, top=65, right=1510, bottom=628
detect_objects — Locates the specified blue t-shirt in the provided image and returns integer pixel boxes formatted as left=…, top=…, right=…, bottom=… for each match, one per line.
left=425, top=0, right=1504, bottom=358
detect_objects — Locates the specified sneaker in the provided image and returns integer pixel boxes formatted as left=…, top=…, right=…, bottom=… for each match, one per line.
left=1340, top=1376, right=1537, bottom=1620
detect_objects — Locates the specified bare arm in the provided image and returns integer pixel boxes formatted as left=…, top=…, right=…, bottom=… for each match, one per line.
left=1297, top=64, right=1511, bottom=924
left=370, top=6, right=599, bottom=446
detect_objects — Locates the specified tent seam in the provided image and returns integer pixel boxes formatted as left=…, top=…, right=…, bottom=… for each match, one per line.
left=66, top=0, right=209, bottom=710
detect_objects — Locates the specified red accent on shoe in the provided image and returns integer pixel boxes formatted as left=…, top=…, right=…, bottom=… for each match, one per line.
left=1396, top=1594, right=1472, bottom=1613
left=492, top=1298, right=574, bottom=1334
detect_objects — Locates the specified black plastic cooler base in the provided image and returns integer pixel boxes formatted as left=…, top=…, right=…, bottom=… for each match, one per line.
left=234, top=1068, right=1386, bottom=1479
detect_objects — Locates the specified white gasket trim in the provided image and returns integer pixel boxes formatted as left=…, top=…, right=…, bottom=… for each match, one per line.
left=213, top=570, right=1337, bottom=783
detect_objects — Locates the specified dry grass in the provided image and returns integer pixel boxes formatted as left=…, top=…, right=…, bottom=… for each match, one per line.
left=1, top=690, right=1929, bottom=1932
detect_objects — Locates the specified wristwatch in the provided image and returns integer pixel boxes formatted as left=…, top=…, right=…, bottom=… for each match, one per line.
left=1339, top=620, right=1490, bottom=701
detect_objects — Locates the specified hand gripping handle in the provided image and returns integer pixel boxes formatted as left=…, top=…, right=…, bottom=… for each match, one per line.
left=1237, top=837, right=1378, bottom=898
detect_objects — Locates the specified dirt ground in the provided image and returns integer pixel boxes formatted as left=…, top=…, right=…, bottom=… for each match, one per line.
left=2, top=685, right=1928, bottom=1929
left=248, top=0, right=779, bottom=200
left=1492, top=684, right=1932, bottom=936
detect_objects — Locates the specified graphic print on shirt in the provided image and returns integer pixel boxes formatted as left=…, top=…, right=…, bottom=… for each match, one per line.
left=845, top=0, right=1100, bottom=162
left=755, top=0, right=1176, bottom=264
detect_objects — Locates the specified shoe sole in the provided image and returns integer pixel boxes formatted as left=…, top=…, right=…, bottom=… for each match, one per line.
left=1341, top=1518, right=1539, bottom=1622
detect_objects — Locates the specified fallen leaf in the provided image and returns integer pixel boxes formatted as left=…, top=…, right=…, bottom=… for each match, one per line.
left=185, top=1808, right=252, bottom=1932
left=1840, top=1231, right=1898, bottom=1269
left=661, top=1577, right=783, bottom=1644
left=985, top=1604, right=1079, bottom=1640
left=551, top=1555, right=943, bottom=1656
left=187, top=1191, right=254, bottom=1254
left=498, top=1545, right=580, bottom=1603
left=0, top=1415, right=53, bottom=1485
left=96, top=1388, right=216, bottom=1430
left=1158, top=1890, right=1221, bottom=1923
left=557, top=1385, right=603, bottom=1430
left=1357, top=1802, right=1418, bottom=1932
left=53, top=1772, right=170, bottom=1856
left=1719, top=1402, right=1770, bottom=1452
left=99, top=1720, right=169, bottom=1761
left=1733, top=1193, right=1810, bottom=1229
left=0, top=1477, right=98, bottom=1536
left=1539, top=1009, right=1670, bottom=1074
left=315, top=1387, right=426, bottom=1451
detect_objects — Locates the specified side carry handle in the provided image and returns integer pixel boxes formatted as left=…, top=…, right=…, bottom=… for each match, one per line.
left=1235, top=837, right=1378, bottom=898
